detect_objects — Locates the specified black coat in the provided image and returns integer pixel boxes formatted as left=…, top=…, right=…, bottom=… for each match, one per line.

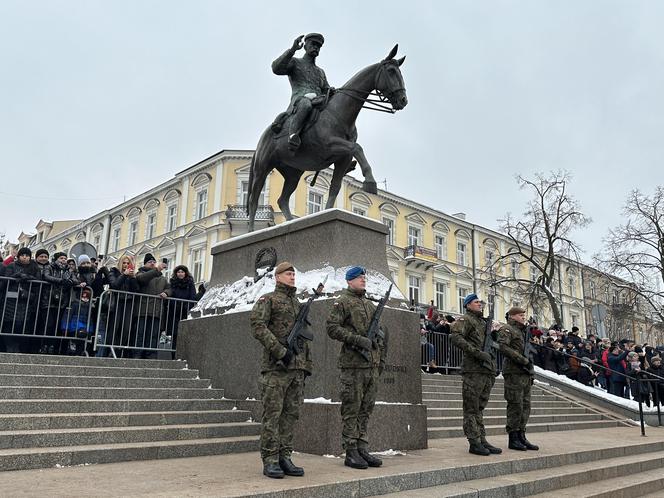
left=0, top=260, right=42, bottom=331
left=42, top=262, right=78, bottom=308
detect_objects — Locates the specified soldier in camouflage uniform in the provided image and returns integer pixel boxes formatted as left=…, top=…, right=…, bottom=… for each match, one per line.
left=250, top=262, right=312, bottom=479
left=450, top=293, right=502, bottom=456
left=326, top=266, right=386, bottom=470
left=497, top=306, right=539, bottom=451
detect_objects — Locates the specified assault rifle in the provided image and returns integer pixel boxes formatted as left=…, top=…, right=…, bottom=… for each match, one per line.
left=358, top=284, right=392, bottom=362
left=522, top=326, right=537, bottom=375
left=481, top=295, right=499, bottom=371
left=276, top=278, right=326, bottom=370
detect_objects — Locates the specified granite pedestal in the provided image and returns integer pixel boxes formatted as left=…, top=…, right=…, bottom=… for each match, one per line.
left=178, top=209, right=427, bottom=455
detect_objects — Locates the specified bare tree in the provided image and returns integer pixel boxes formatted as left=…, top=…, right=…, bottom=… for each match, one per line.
left=597, top=187, right=664, bottom=322
left=491, top=171, right=590, bottom=327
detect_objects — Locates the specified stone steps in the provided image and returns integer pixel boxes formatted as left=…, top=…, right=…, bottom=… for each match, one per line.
left=0, top=353, right=258, bottom=471
left=423, top=399, right=577, bottom=409
left=428, top=419, right=622, bottom=438
left=0, top=373, right=211, bottom=389
left=533, top=468, right=664, bottom=497
left=383, top=447, right=664, bottom=497
left=427, top=412, right=606, bottom=427
left=0, top=410, right=252, bottom=430
left=0, top=422, right=260, bottom=449
left=426, top=406, right=592, bottom=417
left=0, top=435, right=259, bottom=472
left=422, top=392, right=555, bottom=400
left=0, top=398, right=239, bottom=413
left=0, top=386, right=224, bottom=399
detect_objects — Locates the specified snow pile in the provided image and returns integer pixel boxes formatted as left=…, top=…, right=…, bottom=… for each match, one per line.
left=535, top=366, right=660, bottom=413
left=371, top=449, right=406, bottom=456
left=375, top=401, right=413, bottom=405
left=322, top=454, right=342, bottom=459
left=192, top=265, right=403, bottom=316
left=304, top=397, right=339, bottom=404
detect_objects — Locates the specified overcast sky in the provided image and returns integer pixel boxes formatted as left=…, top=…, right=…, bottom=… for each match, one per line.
left=1, top=0, right=662, bottom=261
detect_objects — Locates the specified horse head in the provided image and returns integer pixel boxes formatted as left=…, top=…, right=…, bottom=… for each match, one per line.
left=376, top=44, right=408, bottom=111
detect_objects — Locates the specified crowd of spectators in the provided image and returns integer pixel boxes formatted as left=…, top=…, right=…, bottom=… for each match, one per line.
left=0, top=247, right=205, bottom=357
left=418, top=300, right=664, bottom=407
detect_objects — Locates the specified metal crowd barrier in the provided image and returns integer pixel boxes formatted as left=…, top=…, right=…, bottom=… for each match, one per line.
left=421, top=330, right=504, bottom=373
left=94, top=289, right=197, bottom=358
left=0, top=276, right=94, bottom=353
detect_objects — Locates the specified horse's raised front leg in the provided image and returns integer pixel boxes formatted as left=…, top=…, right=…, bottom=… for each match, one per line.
left=327, top=138, right=377, bottom=194
left=326, top=158, right=356, bottom=209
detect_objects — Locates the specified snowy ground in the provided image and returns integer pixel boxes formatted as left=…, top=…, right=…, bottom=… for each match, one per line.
left=191, top=265, right=404, bottom=316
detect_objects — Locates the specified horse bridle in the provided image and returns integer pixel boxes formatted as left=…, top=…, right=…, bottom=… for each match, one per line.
left=335, top=62, right=405, bottom=114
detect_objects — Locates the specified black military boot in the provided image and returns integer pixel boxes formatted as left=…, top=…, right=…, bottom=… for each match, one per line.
left=519, top=431, right=539, bottom=451
left=263, top=462, right=285, bottom=479
left=481, top=439, right=503, bottom=454
left=358, top=449, right=383, bottom=467
left=468, top=440, right=491, bottom=456
left=344, top=448, right=369, bottom=469
left=279, top=456, right=304, bottom=476
left=508, top=432, right=527, bottom=451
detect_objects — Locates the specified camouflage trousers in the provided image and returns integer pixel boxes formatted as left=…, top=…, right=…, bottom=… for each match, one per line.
left=462, top=372, right=495, bottom=442
left=340, top=367, right=379, bottom=450
left=259, top=369, right=306, bottom=464
left=504, top=373, right=532, bottom=433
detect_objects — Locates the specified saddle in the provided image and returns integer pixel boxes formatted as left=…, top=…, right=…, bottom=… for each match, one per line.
left=271, top=91, right=331, bottom=138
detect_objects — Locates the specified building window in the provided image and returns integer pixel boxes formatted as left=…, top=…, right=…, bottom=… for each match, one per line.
left=307, top=191, right=323, bottom=214
left=530, top=265, right=539, bottom=283
left=485, top=248, right=494, bottom=265
left=612, top=290, right=620, bottom=304
left=146, top=213, right=156, bottom=240
left=458, top=287, right=470, bottom=313
left=408, top=275, right=421, bottom=305
left=128, top=220, right=138, bottom=247
left=191, top=248, right=204, bottom=283
left=589, top=280, right=596, bottom=299
left=408, top=226, right=420, bottom=247
left=383, top=218, right=395, bottom=246
left=571, top=313, right=579, bottom=327
left=352, top=206, right=366, bottom=216
left=435, top=234, right=447, bottom=260
left=167, top=204, right=178, bottom=232
left=240, top=180, right=265, bottom=206
left=511, top=260, right=519, bottom=279
left=457, top=242, right=467, bottom=266
left=112, top=227, right=121, bottom=252
left=195, top=190, right=208, bottom=220
left=92, top=231, right=101, bottom=251
left=435, top=282, right=447, bottom=311
left=568, top=276, right=576, bottom=297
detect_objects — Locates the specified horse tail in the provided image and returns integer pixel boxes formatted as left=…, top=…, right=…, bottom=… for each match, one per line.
left=246, top=153, right=256, bottom=212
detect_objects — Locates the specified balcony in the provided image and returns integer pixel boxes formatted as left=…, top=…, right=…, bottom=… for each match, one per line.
left=404, top=245, right=439, bottom=270
left=225, top=205, right=274, bottom=236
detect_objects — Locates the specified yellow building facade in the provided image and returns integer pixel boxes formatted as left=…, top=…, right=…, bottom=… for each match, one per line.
left=18, top=148, right=588, bottom=331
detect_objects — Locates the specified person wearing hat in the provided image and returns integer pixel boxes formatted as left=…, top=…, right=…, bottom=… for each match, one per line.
left=497, top=306, right=539, bottom=451
left=40, top=251, right=79, bottom=352
left=0, top=247, right=42, bottom=353
left=132, top=253, right=169, bottom=359
left=34, top=249, right=50, bottom=274
left=326, top=266, right=386, bottom=470
left=271, top=32, right=333, bottom=150
left=250, top=262, right=312, bottom=479
left=450, top=293, right=500, bottom=456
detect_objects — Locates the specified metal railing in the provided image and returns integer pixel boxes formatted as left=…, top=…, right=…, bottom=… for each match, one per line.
left=94, top=289, right=197, bottom=358
left=420, top=331, right=504, bottom=373
left=225, top=204, right=274, bottom=221
left=0, top=276, right=94, bottom=354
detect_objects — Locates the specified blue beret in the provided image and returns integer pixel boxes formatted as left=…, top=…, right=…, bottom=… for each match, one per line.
left=345, top=266, right=366, bottom=281
left=463, top=293, right=479, bottom=308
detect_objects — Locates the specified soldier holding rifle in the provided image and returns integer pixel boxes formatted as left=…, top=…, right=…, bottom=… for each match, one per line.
left=450, top=293, right=502, bottom=456
left=497, top=306, right=539, bottom=451
left=250, top=262, right=316, bottom=479
left=326, top=266, right=387, bottom=470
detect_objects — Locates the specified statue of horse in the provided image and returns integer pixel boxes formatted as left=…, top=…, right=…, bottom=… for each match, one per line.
left=246, top=44, right=408, bottom=231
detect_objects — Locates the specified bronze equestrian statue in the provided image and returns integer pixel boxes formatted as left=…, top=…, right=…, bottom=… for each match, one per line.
left=247, top=34, right=408, bottom=231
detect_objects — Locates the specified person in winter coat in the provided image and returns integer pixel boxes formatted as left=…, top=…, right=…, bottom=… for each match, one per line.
left=627, top=350, right=651, bottom=407
left=0, top=247, right=42, bottom=352
left=195, top=283, right=206, bottom=301
left=541, top=337, right=557, bottom=372
left=646, top=356, right=664, bottom=406
left=164, top=265, right=196, bottom=353
left=552, top=341, right=570, bottom=376
left=607, top=345, right=629, bottom=398
left=133, top=253, right=169, bottom=359
left=102, top=255, right=139, bottom=357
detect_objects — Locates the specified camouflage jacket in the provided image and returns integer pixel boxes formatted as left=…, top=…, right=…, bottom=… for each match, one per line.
left=326, top=288, right=385, bottom=369
left=250, top=282, right=312, bottom=374
left=497, top=319, right=530, bottom=376
left=450, top=309, right=495, bottom=374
